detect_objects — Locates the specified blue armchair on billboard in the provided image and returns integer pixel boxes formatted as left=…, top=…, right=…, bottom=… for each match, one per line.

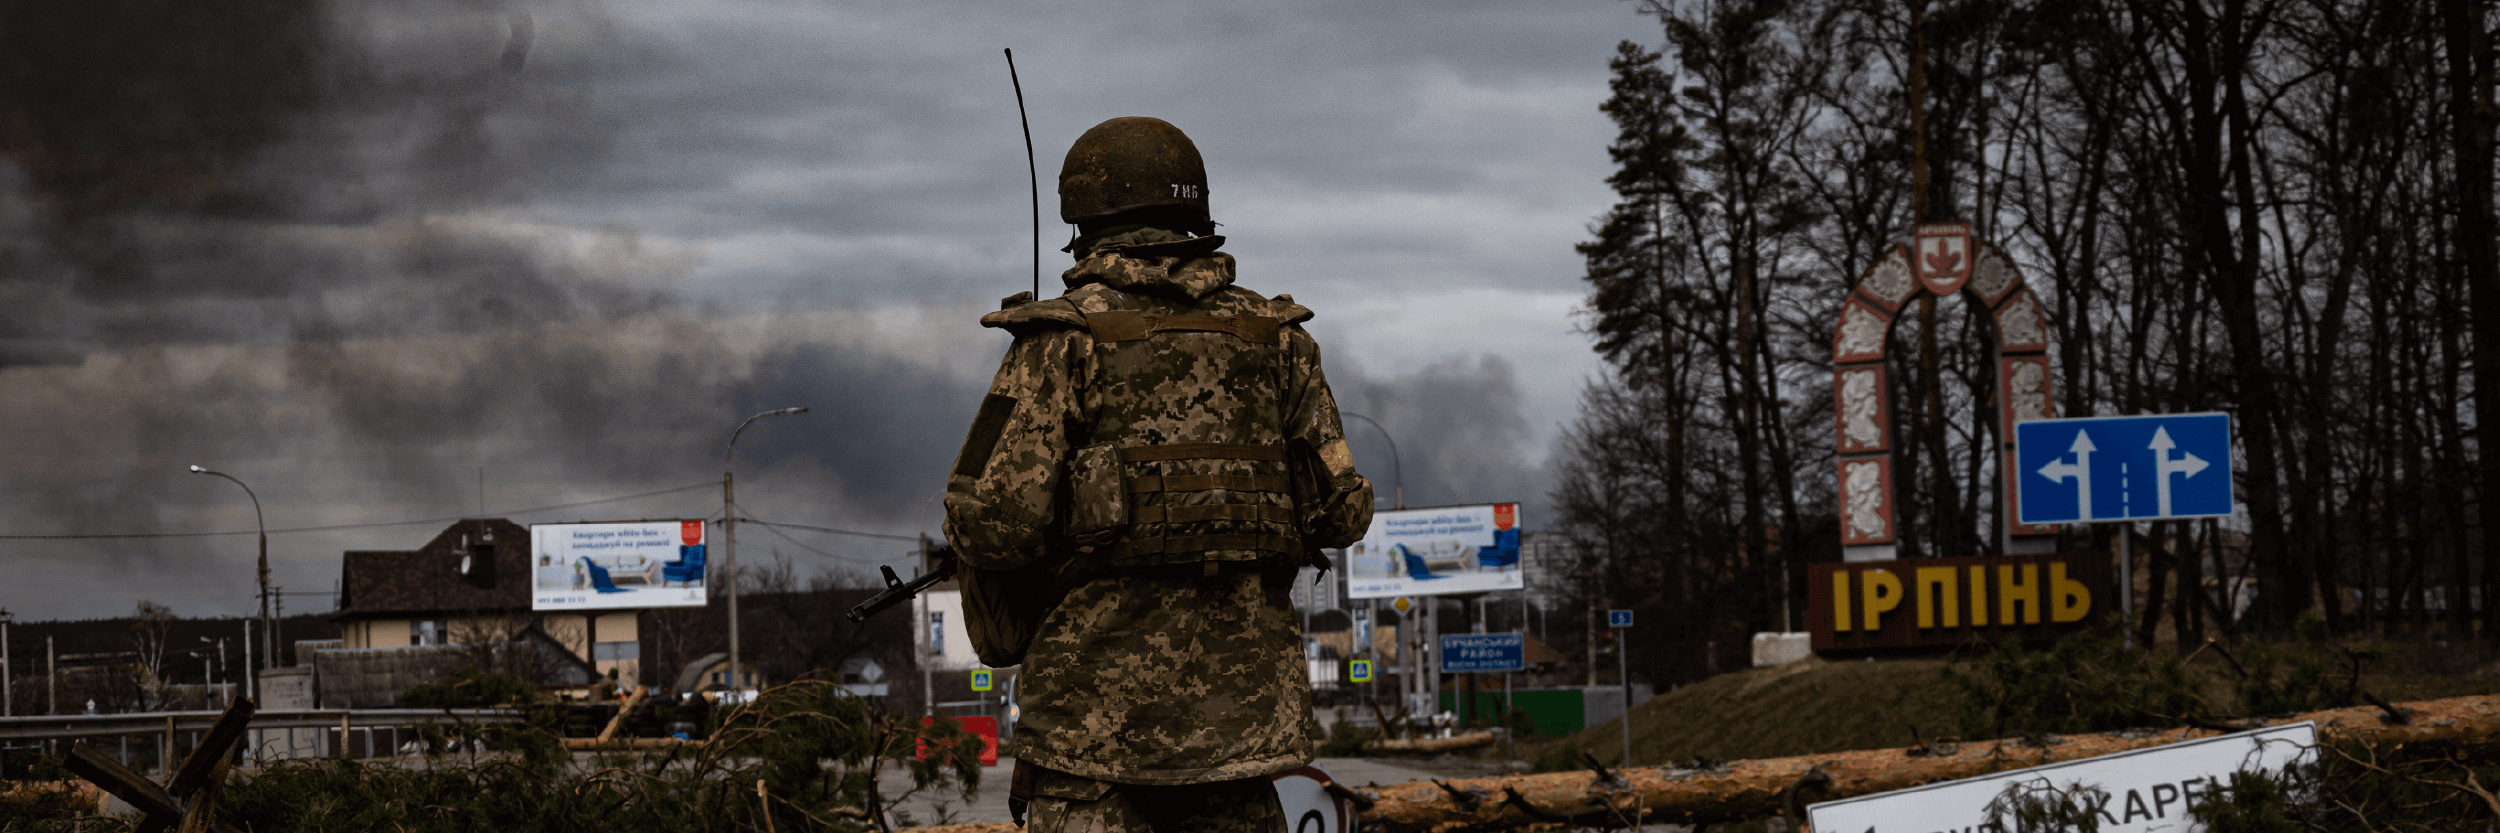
left=1475, top=528, right=1520, bottom=571
left=663, top=544, right=706, bottom=587
left=577, top=557, right=631, bottom=594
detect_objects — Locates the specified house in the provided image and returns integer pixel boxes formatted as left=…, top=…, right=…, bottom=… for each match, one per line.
left=330, top=518, right=633, bottom=704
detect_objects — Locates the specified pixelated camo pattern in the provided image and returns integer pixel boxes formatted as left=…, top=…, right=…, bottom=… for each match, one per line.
left=1028, top=767, right=1285, bottom=832
left=941, top=226, right=1373, bottom=784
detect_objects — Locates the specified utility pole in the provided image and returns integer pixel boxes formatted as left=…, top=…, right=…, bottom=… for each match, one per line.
left=724, top=406, right=808, bottom=701
left=243, top=618, right=255, bottom=703
left=2, top=610, right=12, bottom=717
left=47, top=635, right=56, bottom=715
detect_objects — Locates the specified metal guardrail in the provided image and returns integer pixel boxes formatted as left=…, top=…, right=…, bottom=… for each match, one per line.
left=1, top=708, right=529, bottom=771
left=0, top=708, right=525, bottom=742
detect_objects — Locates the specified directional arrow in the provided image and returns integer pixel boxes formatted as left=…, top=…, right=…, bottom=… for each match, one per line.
left=2150, top=426, right=2209, bottom=517
left=2036, top=429, right=2096, bottom=520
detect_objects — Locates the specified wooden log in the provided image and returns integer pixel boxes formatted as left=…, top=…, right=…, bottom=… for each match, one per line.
left=562, top=736, right=695, bottom=751
left=168, top=698, right=255, bottom=799
left=1349, top=694, right=2500, bottom=832
left=1368, top=730, right=1499, bottom=753
left=60, top=744, right=245, bottom=833
left=0, top=780, right=102, bottom=815
left=595, top=685, right=648, bottom=744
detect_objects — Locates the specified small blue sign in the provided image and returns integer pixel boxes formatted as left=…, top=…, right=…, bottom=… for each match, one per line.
left=2016, top=412, right=2235, bottom=524
left=1439, top=633, right=1526, bottom=672
left=1608, top=609, right=1634, bottom=628
left=1348, top=659, right=1374, bottom=683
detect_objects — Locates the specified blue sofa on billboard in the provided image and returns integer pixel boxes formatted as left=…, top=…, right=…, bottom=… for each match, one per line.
left=578, top=557, right=631, bottom=594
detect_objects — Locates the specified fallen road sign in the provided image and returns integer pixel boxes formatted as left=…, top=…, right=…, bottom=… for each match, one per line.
left=1807, top=721, right=2317, bottom=833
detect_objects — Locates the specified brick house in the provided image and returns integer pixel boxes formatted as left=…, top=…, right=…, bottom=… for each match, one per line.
left=331, top=518, right=639, bottom=702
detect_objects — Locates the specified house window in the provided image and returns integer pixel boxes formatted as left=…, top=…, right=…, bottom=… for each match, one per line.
left=411, top=620, right=445, bottom=646
left=592, top=641, right=640, bottom=662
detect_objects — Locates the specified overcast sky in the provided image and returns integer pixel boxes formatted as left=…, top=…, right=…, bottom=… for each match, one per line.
left=0, top=0, right=1641, bottom=622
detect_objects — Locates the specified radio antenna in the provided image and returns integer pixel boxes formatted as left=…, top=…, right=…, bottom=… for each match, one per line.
left=1006, top=48, right=1038, bottom=300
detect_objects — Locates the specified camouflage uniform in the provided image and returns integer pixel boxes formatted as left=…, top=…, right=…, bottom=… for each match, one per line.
left=942, top=226, right=1373, bottom=830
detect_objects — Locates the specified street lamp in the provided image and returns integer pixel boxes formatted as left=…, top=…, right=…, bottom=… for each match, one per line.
left=724, top=407, right=808, bottom=699
left=189, top=465, right=267, bottom=703
left=200, top=636, right=226, bottom=691
left=1339, top=412, right=1403, bottom=510
left=1339, top=412, right=1408, bottom=717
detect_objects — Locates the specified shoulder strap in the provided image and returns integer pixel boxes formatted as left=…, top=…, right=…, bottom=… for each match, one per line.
left=980, top=293, right=1089, bottom=336
left=1084, top=310, right=1282, bottom=346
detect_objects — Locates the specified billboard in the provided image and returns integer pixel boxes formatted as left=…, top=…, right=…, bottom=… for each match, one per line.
left=530, top=521, right=711, bottom=611
left=1345, top=503, right=1522, bottom=599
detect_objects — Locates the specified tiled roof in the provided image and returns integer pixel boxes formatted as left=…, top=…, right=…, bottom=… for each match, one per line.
left=338, top=519, right=532, bottom=617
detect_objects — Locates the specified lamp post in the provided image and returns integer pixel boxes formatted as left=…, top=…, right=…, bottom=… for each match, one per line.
left=724, top=407, right=808, bottom=700
left=201, top=636, right=226, bottom=693
left=1339, top=412, right=1403, bottom=511
left=1340, top=412, right=1407, bottom=716
left=189, top=466, right=268, bottom=699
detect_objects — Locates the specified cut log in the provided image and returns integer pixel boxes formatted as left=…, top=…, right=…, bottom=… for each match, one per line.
left=885, top=696, right=2500, bottom=831
left=595, top=685, right=648, bottom=744
left=562, top=736, right=692, bottom=751
left=1351, top=694, right=2500, bottom=832
left=1368, top=730, right=1499, bottom=754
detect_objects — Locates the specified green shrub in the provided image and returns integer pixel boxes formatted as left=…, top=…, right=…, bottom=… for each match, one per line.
left=395, top=667, right=539, bottom=709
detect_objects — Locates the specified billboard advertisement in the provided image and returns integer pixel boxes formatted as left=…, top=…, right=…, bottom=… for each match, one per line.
left=1345, top=503, right=1522, bottom=599
left=530, top=521, right=711, bottom=611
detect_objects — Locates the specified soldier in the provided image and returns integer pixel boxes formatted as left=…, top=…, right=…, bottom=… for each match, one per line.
left=941, top=116, right=1375, bottom=832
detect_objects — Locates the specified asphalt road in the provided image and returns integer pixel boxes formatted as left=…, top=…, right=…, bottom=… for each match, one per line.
left=874, top=756, right=1445, bottom=827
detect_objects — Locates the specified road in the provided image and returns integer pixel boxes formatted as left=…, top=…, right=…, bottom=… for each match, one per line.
left=875, top=756, right=1446, bottom=827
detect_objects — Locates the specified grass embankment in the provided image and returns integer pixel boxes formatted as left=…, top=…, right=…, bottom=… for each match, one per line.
left=1538, top=641, right=2500, bottom=770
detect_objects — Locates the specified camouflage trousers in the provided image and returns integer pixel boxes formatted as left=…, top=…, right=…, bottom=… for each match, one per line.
left=1024, top=765, right=1283, bottom=833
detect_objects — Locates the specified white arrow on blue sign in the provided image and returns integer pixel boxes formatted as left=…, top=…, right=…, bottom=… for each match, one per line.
left=2016, top=413, right=2234, bottom=524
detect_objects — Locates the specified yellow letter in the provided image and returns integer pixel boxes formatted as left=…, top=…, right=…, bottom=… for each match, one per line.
left=1832, top=570, right=1853, bottom=632
left=1967, top=564, right=1989, bottom=626
left=1999, top=564, right=2041, bottom=625
left=2051, top=562, right=2092, bottom=622
left=1862, top=569, right=1903, bottom=631
left=1915, top=567, right=1959, bottom=628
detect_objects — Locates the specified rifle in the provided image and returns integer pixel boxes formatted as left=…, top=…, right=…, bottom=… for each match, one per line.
left=845, top=544, right=957, bottom=623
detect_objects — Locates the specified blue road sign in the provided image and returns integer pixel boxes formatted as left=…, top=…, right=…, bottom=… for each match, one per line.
left=970, top=670, right=993, bottom=691
left=2016, top=413, right=2234, bottom=524
left=1439, top=633, right=1526, bottom=672
left=1349, top=659, right=1374, bottom=683
left=1608, top=609, right=1634, bottom=628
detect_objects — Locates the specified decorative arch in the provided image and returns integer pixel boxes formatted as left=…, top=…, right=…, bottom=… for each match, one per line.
left=1831, top=222, right=2057, bottom=558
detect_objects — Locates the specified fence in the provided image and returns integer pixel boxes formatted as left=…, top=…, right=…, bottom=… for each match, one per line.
left=0, top=707, right=524, bottom=776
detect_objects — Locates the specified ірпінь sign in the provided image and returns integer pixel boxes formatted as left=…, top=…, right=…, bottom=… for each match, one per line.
left=1807, top=554, right=2110, bottom=653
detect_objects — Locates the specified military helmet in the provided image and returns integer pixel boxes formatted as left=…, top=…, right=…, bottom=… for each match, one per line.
left=1058, top=117, right=1210, bottom=228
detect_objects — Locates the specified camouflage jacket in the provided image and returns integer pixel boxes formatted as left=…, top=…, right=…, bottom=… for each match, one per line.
left=941, top=227, right=1373, bottom=784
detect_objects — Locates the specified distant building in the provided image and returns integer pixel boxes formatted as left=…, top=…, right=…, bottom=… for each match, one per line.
left=327, top=519, right=618, bottom=705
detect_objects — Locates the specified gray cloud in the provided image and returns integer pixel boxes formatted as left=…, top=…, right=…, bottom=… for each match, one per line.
left=0, top=0, right=1629, bottom=620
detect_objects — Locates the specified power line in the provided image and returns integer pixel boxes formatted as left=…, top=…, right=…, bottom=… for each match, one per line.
left=739, top=518, right=905, bottom=566
left=732, top=518, right=921, bottom=543
left=0, top=481, right=723, bottom=540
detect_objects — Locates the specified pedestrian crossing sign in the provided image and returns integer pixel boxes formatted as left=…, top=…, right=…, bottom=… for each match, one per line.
left=1349, top=659, right=1374, bottom=683
left=970, top=670, right=992, bottom=691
